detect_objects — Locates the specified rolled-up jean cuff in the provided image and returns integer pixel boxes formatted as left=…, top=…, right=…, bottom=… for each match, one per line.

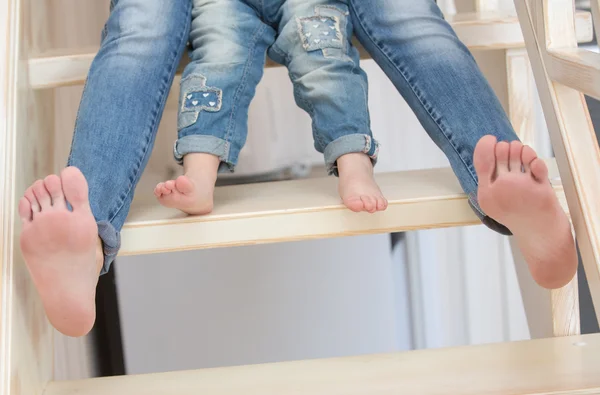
left=467, top=191, right=512, bottom=236
left=173, top=135, right=234, bottom=172
left=324, top=134, right=379, bottom=176
left=97, top=220, right=121, bottom=276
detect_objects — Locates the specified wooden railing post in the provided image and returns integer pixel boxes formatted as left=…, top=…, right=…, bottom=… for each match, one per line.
left=515, top=0, right=600, bottom=325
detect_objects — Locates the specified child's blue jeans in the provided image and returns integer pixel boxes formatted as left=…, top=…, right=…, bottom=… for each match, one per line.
left=175, top=0, right=378, bottom=175
left=68, top=0, right=518, bottom=274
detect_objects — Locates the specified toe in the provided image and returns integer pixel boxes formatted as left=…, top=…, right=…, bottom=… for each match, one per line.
left=161, top=184, right=172, bottom=195
left=530, top=158, right=549, bottom=182
left=32, top=180, right=51, bottom=210
left=361, top=196, right=377, bottom=213
left=521, top=145, right=538, bottom=173
left=495, top=141, right=510, bottom=175
left=18, top=197, right=32, bottom=223
left=24, top=187, right=40, bottom=213
left=44, top=174, right=65, bottom=208
left=376, top=196, right=388, bottom=212
left=175, top=176, right=194, bottom=194
left=509, top=141, right=523, bottom=172
left=473, top=135, right=497, bottom=185
left=61, top=167, right=89, bottom=209
left=343, top=197, right=365, bottom=213
left=165, top=180, right=176, bottom=191
left=154, top=184, right=163, bottom=198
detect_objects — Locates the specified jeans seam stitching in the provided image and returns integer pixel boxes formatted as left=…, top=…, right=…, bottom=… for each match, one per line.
left=107, top=5, right=192, bottom=224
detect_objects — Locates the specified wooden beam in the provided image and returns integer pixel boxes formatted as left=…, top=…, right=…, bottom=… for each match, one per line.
left=27, top=11, right=593, bottom=90
left=514, top=0, right=600, bottom=324
left=504, top=49, right=580, bottom=338
left=45, top=334, right=600, bottom=395
left=546, top=48, right=600, bottom=101
left=1, top=0, right=55, bottom=394
left=590, top=0, right=600, bottom=43
left=506, top=48, right=537, bottom=145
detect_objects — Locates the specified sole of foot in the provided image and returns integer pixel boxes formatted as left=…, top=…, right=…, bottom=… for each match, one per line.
left=155, top=174, right=216, bottom=215
left=337, top=152, right=388, bottom=213
left=19, top=167, right=101, bottom=337
left=474, top=135, right=577, bottom=289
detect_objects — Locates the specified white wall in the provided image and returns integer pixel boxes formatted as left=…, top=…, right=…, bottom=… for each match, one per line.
left=116, top=235, right=406, bottom=374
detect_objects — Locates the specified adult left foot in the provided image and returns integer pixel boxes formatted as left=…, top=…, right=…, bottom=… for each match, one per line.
left=337, top=152, right=387, bottom=213
left=474, top=135, right=577, bottom=289
left=19, top=167, right=102, bottom=337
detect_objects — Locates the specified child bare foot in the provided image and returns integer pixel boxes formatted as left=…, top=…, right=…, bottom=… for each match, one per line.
left=155, top=153, right=220, bottom=215
left=19, top=167, right=103, bottom=337
left=337, top=152, right=387, bottom=213
left=474, top=136, right=577, bottom=289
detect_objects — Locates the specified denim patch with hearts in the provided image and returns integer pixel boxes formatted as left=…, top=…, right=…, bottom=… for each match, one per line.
left=297, top=15, right=343, bottom=52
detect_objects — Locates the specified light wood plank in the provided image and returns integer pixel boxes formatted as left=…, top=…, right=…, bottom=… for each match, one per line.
left=514, top=0, right=600, bottom=323
left=506, top=47, right=537, bottom=145
left=476, top=0, right=500, bottom=12
left=27, top=11, right=593, bottom=90
left=1, top=0, right=55, bottom=394
left=504, top=48, right=579, bottom=338
left=45, top=334, right=600, bottom=395
left=591, top=0, right=600, bottom=43
left=119, top=163, right=567, bottom=256
left=546, top=48, right=600, bottom=101
left=510, top=238, right=580, bottom=338
left=551, top=274, right=581, bottom=335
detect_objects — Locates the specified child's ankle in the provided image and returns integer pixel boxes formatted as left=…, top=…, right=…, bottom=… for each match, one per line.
left=183, top=153, right=220, bottom=179
left=337, top=152, right=373, bottom=174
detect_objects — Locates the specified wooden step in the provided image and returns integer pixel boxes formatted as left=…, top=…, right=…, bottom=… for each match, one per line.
left=119, top=162, right=568, bottom=256
left=44, top=333, right=600, bottom=395
left=28, top=11, right=593, bottom=90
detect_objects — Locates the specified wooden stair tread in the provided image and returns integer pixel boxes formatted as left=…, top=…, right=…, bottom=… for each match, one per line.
left=28, top=11, right=593, bottom=89
left=119, top=162, right=567, bottom=256
left=44, top=334, right=600, bottom=395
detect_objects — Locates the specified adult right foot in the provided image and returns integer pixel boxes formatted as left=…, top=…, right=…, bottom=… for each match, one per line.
left=474, top=136, right=577, bottom=289
left=19, top=167, right=102, bottom=337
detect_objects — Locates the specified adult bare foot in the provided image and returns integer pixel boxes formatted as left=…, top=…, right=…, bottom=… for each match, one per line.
left=474, top=135, right=577, bottom=289
left=19, top=167, right=102, bottom=337
left=337, top=153, right=387, bottom=213
left=155, top=153, right=219, bottom=215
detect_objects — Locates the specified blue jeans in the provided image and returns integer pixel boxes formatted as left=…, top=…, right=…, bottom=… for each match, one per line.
left=67, top=0, right=192, bottom=274
left=71, top=0, right=516, bottom=274
left=175, top=0, right=378, bottom=175
left=349, top=0, right=518, bottom=234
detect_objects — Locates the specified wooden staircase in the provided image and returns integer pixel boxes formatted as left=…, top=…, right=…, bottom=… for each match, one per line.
left=2, top=0, right=600, bottom=394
